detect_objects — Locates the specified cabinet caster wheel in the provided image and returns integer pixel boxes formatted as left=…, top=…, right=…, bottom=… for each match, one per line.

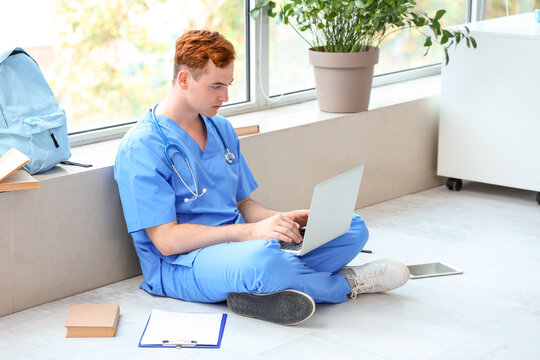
left=446, top=178, right=462, bottom=191
left=536, top=192, right=540, bottom=206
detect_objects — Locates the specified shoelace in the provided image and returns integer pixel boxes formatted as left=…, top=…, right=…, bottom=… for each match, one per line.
left=346, top=266, right=386, bottom=299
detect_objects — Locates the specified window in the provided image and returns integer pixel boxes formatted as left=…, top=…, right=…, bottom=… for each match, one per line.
left=485, top=0, right=540, bottom=18
left=5, top=0, right=519, bottom=139
left=376, top=0, right=468, bottom=76
left=266, top=1, right=470, bottom=96
left=2, top=0, right=247, bottom=134
left=268, top=19, right=315, bottom=97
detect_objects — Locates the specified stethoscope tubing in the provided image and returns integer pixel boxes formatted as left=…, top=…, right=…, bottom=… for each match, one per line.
left=150, top=104, right=235, bottom=202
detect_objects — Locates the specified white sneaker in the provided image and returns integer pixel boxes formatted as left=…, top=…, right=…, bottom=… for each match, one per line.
left=344, top=259, right=410, bottom=299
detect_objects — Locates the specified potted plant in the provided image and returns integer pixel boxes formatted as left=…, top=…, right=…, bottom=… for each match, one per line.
left=251, top=0, right=477, bottom=113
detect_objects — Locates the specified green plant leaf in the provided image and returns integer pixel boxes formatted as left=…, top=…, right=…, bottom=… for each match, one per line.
left=441, top=33, right=448, bottom=45
left=424, top=36, right=432, bottom=47
left=276, top=8, right=284, bottom=23
left=355, top=0, right=365, bottom=8
left=345, top=2, right=354, bottom=16
left=250, top=8, right=260, bottom=19
left=471, top=37, right=477, bottom=49
left=430, top=20, right=442, bottom=36
left=441, top=30, right=453, bottom=45
left=434, top=9, right=446, bottom=21
left=268, top=2, right=277, bottom=17
left=417, top=17, right=426, bottom=27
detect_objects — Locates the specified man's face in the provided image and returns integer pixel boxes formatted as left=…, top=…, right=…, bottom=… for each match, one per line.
left=186, top=59, right=234, bottom=118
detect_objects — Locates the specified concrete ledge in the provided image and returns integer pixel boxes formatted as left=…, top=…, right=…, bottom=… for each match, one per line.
left=0, top=167, right=141, bottom=316
left=0, top=94, right=443, bottom=317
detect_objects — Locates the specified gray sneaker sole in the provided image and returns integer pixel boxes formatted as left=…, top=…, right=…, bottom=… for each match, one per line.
left=227, top=289, right=315, bottom=326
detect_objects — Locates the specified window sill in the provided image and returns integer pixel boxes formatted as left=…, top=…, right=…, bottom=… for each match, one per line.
left=227, top=74, right=440, bottom=133
left=36, top=74, right=440, bottom=182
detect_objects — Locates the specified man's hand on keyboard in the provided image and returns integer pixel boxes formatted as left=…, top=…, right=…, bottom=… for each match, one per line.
left=251, top=214, right=303, bottom=244
left=282, top=209, right=310, bottom=228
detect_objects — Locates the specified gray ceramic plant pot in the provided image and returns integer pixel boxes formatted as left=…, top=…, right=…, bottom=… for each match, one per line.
left=308, top=47, right=380, bottom=113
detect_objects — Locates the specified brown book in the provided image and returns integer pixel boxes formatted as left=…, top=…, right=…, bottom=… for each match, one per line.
left=0, top=148, right=39, bottom=192
left=234, top=125, right=260, bottom=137
left=65, top=304, right=120, bottom=338
left=0, top=170, right=39, bottom=192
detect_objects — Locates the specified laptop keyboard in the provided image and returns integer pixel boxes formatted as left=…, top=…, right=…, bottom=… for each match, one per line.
left=279, top=228, right=305, bottom=251
left=279, top=241, right=302, bottom=251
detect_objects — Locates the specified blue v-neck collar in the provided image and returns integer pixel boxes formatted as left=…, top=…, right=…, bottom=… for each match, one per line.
left=153, top=113, right=217, bottom=160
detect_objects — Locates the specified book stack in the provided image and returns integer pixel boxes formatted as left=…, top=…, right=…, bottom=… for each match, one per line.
left=0, top=148, right=39, bottom=192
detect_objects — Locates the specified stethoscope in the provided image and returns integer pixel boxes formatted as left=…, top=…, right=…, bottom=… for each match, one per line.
left=151, top=104, right=235, bottom=202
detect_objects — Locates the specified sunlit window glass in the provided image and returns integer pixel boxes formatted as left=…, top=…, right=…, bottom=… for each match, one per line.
left=376, top=0, right=467, bottom=76
left=485, top=0, right=540, bottom=19
left=269, top=20, right=315, bottom=97
left=267, top=1, right=467, bottom=95
left=1, top=0, right=247, bottom=133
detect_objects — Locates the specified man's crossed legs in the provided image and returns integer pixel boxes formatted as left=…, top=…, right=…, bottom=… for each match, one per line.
left=162, top=215, right=409, bottom=325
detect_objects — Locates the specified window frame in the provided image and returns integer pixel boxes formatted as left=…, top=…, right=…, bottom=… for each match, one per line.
left=69, top=0, right=485, bottom=147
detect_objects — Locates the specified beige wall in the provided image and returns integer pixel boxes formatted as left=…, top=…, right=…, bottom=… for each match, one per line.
left=244, top=96, right=443, bottom=211
left=0, top=96, right=443, bottom=317
left=0, top=168, right=141, bottom=316
left=0, top=191, right=13, bottom=315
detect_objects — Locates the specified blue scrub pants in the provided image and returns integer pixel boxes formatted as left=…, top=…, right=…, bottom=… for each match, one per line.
left=161, top=214, right=368, bottom=304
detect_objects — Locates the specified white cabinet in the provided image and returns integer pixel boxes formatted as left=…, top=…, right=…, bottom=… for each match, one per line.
left=437, top=13, right=540, bottom=196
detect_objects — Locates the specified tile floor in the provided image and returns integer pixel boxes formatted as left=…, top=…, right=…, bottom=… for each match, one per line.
left=1, top=182, right=539, bottom=360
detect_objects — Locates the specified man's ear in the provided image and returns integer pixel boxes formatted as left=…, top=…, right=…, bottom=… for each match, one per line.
left=176, top=70, right=190, bottom=89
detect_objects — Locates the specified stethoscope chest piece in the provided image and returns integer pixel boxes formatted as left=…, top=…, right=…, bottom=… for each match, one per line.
left=225, top=149, right=235, bottom=164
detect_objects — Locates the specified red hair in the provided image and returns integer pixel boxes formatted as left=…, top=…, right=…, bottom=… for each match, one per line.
left=173, top=30, right=235, bottom=83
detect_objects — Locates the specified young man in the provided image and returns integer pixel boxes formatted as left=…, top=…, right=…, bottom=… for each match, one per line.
left=114, top=30, right=410, bottom=325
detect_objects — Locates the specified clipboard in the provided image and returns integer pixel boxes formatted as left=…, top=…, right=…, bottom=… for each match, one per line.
left=138, top=310, right=227, bottom=349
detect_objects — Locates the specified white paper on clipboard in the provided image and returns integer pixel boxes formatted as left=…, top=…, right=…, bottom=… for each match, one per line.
left=140, top=309, right=223, bottom=346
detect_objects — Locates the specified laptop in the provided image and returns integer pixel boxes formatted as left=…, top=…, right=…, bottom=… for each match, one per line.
left=280, top=165, right=365, bottom=256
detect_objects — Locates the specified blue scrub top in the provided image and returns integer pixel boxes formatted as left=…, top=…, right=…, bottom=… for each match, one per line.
left=114, top=109, right=258, bottom=296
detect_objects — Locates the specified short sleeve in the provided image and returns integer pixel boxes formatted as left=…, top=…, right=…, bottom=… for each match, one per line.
left=213, top=116, right=258, bottom=203
left=114, top=135, right=177, bottom=233
left=235, top=149, right=258, bottom=202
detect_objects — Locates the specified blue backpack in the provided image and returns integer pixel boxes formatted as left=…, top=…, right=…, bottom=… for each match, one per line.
left=0, top=47, right=71, bottom=174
